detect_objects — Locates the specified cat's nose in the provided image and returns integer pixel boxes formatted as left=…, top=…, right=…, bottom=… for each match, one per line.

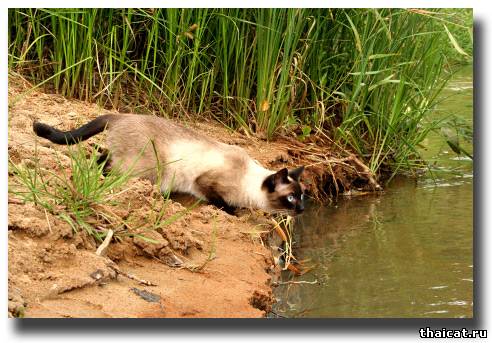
left=296, top=203, right=304, bottom=213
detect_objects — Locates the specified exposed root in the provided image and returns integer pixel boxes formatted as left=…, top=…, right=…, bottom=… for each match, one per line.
left=343, top=154, right=381, bottom=191
left=276, top=132, right=382, bottom=202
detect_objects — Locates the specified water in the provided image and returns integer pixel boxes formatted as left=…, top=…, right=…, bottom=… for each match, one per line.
left=273, top=66, right=473, bottom=318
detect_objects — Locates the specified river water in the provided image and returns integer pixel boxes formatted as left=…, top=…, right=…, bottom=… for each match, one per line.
left=273, top=66, right=473, bottom=318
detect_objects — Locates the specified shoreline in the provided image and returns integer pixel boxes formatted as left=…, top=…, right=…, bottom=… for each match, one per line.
left=8, top=76, right=376, bottom=318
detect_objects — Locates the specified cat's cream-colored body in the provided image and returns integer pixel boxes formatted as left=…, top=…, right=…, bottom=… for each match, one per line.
left=107, top=115, right=272, bottom=210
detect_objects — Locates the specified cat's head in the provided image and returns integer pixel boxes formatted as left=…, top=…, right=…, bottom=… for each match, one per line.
left=261, top=166, right=306, bottom=215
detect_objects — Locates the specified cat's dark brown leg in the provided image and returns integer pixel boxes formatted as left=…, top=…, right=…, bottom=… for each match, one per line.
left=195, top=173, right=236, bottom=215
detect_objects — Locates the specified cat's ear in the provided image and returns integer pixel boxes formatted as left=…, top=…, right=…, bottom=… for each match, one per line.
left=274, top=168, right=289, bottom=184
left=262, top=168, right=289, bottom=192
left=288, top=166, right=305, bottom=181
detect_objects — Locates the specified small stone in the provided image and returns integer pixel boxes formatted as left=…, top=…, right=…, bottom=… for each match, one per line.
left=90, top=269, right=105, bottom=281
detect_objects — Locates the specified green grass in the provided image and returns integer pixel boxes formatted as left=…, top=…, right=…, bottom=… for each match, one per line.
left=9, top=144, right=129, bottom=240
left=8, top=8, right=473, bottom=177
left=8, top=143, right=186, bottom=242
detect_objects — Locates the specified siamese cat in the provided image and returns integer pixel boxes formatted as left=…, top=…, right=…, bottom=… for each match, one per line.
left=33, top=114, right=305, bottom=215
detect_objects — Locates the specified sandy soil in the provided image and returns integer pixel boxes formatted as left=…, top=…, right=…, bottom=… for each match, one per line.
left=8, top=77, right=290, bottom=318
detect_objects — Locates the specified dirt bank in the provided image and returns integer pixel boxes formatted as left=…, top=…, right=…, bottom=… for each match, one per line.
left=8, top=77, right=282, bottom=318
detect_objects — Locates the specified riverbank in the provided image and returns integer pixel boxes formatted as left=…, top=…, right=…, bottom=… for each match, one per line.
left=8, top=75, right=377, bottom=318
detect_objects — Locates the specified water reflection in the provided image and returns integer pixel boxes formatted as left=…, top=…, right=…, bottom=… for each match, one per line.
left=274, top=177, right=473, bottom=318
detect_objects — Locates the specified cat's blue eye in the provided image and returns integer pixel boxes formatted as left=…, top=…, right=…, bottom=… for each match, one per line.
left=287, top=195, right=294, bottom=202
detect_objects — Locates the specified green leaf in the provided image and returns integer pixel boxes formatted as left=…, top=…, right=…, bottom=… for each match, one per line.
left=443, top=24, right=470, bottom=57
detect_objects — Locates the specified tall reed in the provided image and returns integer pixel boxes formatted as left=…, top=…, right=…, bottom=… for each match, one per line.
left=8, top=8, right=471, bottom=175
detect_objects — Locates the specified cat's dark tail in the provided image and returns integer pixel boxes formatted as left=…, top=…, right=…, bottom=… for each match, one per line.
left=33, top=114, right=116, bottom=145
